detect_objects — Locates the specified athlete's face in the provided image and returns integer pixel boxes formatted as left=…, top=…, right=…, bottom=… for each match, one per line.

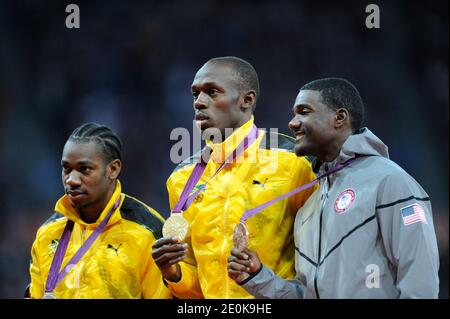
left=288, top=90, right=337, bottom=159
left=191, top=62, right=248, bottom=140
left=61, top=141, right=120, bottom=214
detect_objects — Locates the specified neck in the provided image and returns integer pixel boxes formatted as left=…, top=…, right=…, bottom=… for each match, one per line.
left=79, top=182, right=116, bottom=224
left=219, top=114, right=252, bottom=141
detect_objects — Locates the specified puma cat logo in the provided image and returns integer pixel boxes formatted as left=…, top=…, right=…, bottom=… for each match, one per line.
left=107, top=243, right=122, bottom=255
left=252, top=178, right=268, bottom=189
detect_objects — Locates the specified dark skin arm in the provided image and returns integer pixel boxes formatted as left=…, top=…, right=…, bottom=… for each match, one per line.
left=227, top=247, right=262, bottom=284
left=151, top=237, right=188, bottom=282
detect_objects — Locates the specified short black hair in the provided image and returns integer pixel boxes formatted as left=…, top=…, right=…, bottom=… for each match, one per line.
left=207, top=56, right=260, bottom=110
left=301, top=78, right=364, bottom=132
left=68, top=122, right=122, bottom=162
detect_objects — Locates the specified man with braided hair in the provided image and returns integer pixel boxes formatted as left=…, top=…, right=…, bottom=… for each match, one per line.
left=27, top=122, right=172, bottom=299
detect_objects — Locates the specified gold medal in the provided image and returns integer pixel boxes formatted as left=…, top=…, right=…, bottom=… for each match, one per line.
left=162, top=214, right=189, bottom=241
left=42, top=292, right=56, bottom=299
left=232, top=221, right=249, bottom=251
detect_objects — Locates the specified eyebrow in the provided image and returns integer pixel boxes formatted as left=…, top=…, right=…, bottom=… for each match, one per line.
left=191, top=81, right=222, bottom=90
left=61, top=160, right=95, bottom=165
left=295, top=101, right=312, bottom=108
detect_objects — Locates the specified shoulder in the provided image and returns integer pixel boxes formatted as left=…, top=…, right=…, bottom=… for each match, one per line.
left=172, top=149, right=201, bottom=174
left=32, top=212, right=67, bottom=250
left=258, top=129, right=295, bottom=152
left=36, top=212, right=66, bottom=237
left=167, top=150, right=200, bottom=187
left=42, top=212, right=66, bottom=226
left=357, top=157, right=430, bottom=203
left=120, top=194, right=165, bottom=239
left=362, top=156, right=419, bottom=185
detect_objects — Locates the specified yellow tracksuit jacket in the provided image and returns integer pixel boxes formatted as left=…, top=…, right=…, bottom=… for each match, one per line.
left=29, top=181, right=172, bottom=299
left=165, top=116, right=317, bottom=298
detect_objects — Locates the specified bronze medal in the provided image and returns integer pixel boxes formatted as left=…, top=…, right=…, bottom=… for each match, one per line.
left=232, top=222, right=249, bottom=251
left=162, top=214, right=189, bottom=241
left=42, top=292, right=56, bottom=299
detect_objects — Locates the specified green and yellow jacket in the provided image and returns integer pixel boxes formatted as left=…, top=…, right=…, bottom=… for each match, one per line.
left=29, top=180, right=172, bottom=299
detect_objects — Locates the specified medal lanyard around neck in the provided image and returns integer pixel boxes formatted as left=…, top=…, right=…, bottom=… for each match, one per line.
left=44, top=195, right=122, bottom=293
left=240, top=158, right=356, bottom=222
left=172, top=125, right=259, bottom=214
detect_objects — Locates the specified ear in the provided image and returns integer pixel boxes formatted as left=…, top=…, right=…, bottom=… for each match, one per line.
left=107, top=159, right=122, bottom=180
left=334, top=108, right=349, bottom=128
left=241, top=90, right=256, bottom=112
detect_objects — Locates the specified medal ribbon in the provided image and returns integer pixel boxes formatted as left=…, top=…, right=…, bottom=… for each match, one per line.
left=240, top=158, right=356, bottom=222
left=44, top=195, right=122, bottom=293
left=172, top=125, right=259, bottom=214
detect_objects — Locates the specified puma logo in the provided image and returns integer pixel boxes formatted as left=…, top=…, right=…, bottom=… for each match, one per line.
left=252, top=178, right=268, bottom=189
left=107, top=243, right=122, bottom=255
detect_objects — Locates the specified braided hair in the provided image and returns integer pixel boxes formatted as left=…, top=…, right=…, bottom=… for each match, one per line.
left=68, top=122, right=122, bottom=163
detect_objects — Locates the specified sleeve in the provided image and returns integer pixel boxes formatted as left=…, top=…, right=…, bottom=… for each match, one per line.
left=141, top=232, right=173, bottom=299
left=29, top=231, right=45, bottom=299
left=165, top=173, right=204, bottom=299
left=376, top=173, right=440, bottom=298
left=291, top=156, right=318, bottom=209
left=241, top=265, right=305, bottom=299
left=164, top=260, right=204, bottom=299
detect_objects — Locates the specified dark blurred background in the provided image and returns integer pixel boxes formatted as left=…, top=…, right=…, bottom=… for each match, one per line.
left=0, top=0, right=448, bottom=298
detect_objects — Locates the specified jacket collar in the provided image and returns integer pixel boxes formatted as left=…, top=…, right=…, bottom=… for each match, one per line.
left=54, top=180, right=124, bottom=229
left=313, top=127, right=390, bottom=175
left=205, top=116, right=255, bottom=163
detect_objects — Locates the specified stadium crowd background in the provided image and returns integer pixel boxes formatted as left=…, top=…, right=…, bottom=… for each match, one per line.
left=0, top=0, right=448, bottom=298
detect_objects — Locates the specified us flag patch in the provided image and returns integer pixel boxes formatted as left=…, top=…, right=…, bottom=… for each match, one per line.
left=401, top=203, right=427, bottom=226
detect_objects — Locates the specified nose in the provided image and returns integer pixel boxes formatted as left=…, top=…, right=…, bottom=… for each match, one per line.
left=65, top=171, right=82, bottom=187
left=288, top=115, right=301, bottom=132
left=194, top=92, right=208, bottom=110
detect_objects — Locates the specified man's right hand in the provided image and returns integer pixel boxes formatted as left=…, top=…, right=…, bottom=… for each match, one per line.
left=228, top=247, right=262, bottom=284
left=152, top=237, right=188, bottom=282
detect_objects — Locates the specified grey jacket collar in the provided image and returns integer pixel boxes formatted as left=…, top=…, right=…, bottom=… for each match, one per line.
left=313, top=127, right=390, bottom=175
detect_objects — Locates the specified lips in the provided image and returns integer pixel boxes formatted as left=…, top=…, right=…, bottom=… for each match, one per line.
left=294, top=131, right=305, bottom=140
left=194, top=113, right=209, bottom=121
left=195, top=113, right=211, bottom=130
left=66, top=190, right=86, bottom=200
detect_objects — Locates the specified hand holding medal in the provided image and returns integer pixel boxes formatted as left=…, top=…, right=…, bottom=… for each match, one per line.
left=232, top=221, right=249, bottom=251
left=231, top=221, right=251, bottom=283
left=228, top=158, right=357, bottom=285
left=162, top=213, right=189, bottom=241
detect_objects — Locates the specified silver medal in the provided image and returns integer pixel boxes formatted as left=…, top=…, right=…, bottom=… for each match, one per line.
left=42, top=292, right=57, bottom=299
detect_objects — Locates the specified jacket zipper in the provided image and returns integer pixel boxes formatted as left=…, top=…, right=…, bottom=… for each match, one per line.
left=82, top=225, right=87, bottom=241
left=314, top=176, right=329, bottom=299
